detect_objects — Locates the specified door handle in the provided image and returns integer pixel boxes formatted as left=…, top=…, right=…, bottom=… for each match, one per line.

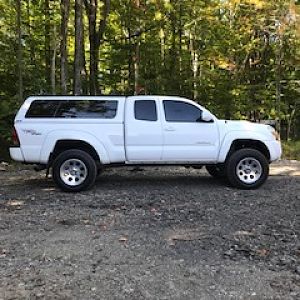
left=165, top=126, right=176, bottom=132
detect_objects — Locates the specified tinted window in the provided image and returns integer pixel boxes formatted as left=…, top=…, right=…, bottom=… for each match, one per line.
left=25, top=100, right=60, bottom=118
left=55, top=100, right=117, bottom=119
left=163, top=100, right=202, bottom=122
left=26, top=100, right=118, bottom=119
left=134, top=100, right=157, bottom=121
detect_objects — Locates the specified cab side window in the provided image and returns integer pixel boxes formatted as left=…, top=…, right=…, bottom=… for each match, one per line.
left=134, top=100, right=157, bottom=121
left=163, top=100, right=202, bottom=122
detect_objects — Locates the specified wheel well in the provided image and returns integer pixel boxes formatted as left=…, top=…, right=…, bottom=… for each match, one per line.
left=50, top=140, right=100, bottom=165
left=227, top=139, right=270, bottom=161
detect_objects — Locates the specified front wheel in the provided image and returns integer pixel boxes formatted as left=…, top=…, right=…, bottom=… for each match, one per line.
left=226, top=149, right=269, bottom=189
left=52, top=149, right=97, bottom=192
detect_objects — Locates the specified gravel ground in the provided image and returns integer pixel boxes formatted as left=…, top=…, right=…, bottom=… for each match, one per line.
left=0, top=161, right=299, bottom=300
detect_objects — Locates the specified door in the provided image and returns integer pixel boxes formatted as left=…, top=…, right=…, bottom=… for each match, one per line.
left=161, top=99, right=219, bottom=162
left=125, top=97, right=163, bottom=161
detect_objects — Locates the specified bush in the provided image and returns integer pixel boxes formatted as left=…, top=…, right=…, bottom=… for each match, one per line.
left=0, top=135, right=10, bottom=162
left=282, top=141, right=300, bottom=160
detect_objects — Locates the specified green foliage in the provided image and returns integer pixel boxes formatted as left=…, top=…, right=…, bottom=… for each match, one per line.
left=0, top=0, right=299, bottom=142
left=282, top=140, right=300, bottom=160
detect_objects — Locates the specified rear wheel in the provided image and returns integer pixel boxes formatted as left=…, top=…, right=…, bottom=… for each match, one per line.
left=206, top=165, right=225, bottom=179
left=226, top=148, right=269, bottom=189
left=52, top=149, right=97, bottom=192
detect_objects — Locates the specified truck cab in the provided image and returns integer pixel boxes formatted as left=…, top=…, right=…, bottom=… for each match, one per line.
left=124, top=96, right=219, bottom=163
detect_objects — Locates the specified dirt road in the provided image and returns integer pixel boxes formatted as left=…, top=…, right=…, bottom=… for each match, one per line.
left=0, top=162, right=299, bottom=299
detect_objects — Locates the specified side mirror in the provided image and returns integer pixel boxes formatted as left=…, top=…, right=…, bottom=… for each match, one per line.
left=201, top=110, right=214, bottom=122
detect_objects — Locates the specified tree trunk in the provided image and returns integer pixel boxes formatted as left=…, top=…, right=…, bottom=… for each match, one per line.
left=160, top=28, right=165, bottom=68
left=96, top=0, right=111, bottom=94
left=60, top=0, right=70, bottom=94
left=134, top=0, right=141, bottom=95
left=86, top=0, right=97, bottom=95
left=276, top=37, right=283, bottom=133
left=84, top=0, right=110, bottom=95
left=16, top=0, right=23, bottom=102
left=45, top=0, right=51, bottom=91
left=74, top=0, right=83, bottom=95
left=189, top=30, right=198, bottom=100
left=178, top=1, right=183, bottom=93
left=51, top=26, right=57, bottom=95
left=81, top=29, right=88, bottom=94
left=26, top=0, right=36, bottom=65
left=127, top=5, right=133, bottom=93
left=159, top=27, right=165, bottom=93
left=170, top=0, right=177, bottom=93
left=134, top=41, right=140, bottom=95
left=51, top=47, right=57, bottom=95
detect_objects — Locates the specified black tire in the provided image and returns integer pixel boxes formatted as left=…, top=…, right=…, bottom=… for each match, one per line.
left=225, top=148, right=269, bottom=189
left=52, top=149, right=97, bottom=192
left=206, top=164, right=225, bottom=178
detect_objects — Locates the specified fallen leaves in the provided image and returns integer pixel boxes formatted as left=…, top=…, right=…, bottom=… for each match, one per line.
left=165, top=227, right=207, bottom=246
left=98, top=224, right=107, bottom=231
left=0, top=162, right=9, bottom=172
left=255, top=248, right=270, bottom=257
left=0, top=248, right=8, bottom=258
left=57, top=219, right=77, bottom=226
left=233, top=230, right=256, bottom=237
left=119, top=236, right=128, bottom=243
left=224, top=244, right=271, bottom=259
left=3, top=199, right=25, bottom=210
left=6, top=200, right=24, bottom=207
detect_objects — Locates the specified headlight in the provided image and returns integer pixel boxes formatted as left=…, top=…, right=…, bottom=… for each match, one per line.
left=267, top=125, right=280, bottom=141
left=271, top=130, right=281, bottom=141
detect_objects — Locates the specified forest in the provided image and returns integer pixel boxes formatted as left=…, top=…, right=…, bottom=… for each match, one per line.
left=0, top=0, right=299, bottom=146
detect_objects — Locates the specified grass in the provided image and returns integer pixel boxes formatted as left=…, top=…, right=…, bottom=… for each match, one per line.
left=282, top=140, right=300, bottom=160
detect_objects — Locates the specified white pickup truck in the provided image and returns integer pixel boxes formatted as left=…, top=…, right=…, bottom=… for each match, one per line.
left=10, top=96, right=281, bottom=192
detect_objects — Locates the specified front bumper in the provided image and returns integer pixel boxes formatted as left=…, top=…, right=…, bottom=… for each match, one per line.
left=9, top=147, right=25, bottom=162
left=264, top=140, right=282, bottom=162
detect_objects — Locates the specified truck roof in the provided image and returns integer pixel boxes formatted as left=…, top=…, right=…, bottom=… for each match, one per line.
left=24, top=95, right=188, bottom=102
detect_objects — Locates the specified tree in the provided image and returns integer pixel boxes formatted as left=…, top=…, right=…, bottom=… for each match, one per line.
left=74, top=0, right=84, bottom=95
left=84, top=0, right=111, bottom=95
left=44, top=0, right=51, bottom=91
left=60, top=0, right=70, bottom=94
left=16, top=0, right=23, bottom=103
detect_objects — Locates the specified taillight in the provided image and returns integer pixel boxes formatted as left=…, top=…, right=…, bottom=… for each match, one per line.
left=12, top=127, right=20, bottom=146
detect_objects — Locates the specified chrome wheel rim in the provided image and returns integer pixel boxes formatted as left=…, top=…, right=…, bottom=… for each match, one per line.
left=236, top=157, right=262, bottom=184
left=60, top=159, right=87, bottom=186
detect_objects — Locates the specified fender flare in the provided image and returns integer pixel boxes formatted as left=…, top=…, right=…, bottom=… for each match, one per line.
left=218, top=131, right=271, bottom=163
left=39, top=130, right=110, bottom=164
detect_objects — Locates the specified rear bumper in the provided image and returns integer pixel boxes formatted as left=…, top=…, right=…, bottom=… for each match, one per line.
left=265, top=140, right=282, bottom=162
left=9, top=147, right=25, bottom=162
